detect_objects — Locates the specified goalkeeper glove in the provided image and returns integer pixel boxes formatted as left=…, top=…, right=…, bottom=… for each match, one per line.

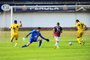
left=46, top=39, right=49, bottom=42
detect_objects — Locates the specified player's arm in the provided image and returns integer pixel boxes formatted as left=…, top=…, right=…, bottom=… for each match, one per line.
left=53, top=27, right=56, bottom=37
left=72, top=25, right=77, bottom=28
left=20, top=21, right=22, bottom=27
left=9, top=24, right=13, bottom=28
left=84, top=25, right=87, bottom=30
left=71, top=23, right=78, bottom=30
left=23, top=32, right=32, bottom=41
left=72, top=23, right=78, bottom=28
left=25, top=30, right=35, bottom=38
left=9, top=26, right=11, bottom=30
left=60, top=27, right=63, bottom=33
left=39, top=33, right=49, bottom=42
left=53, top=27, right=56, bottom=32
left=9, top=25, right=12, bottom=30
left=83, top=23, right=87, bottom=30
left=25, top=32, right=31, bottom=38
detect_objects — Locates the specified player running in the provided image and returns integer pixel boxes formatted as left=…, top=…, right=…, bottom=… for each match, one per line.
left=53, top=22, right=62, bottom=48
left=10, top=20, right=22, bottom=47
left=21, top=27, right=49, bottom=48
left=74, top=19, right=87, bottom=45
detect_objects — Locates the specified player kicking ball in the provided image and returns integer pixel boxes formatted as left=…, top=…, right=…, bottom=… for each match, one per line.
left=21, top=27, right=49, bottom=48
left=74, top=19, right=87, bottom=45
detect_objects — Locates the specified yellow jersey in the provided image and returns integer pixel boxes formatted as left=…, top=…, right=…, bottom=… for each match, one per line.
left=10, top=24, right=21, bottom=34
left=76, top=22, right=86, bottom=32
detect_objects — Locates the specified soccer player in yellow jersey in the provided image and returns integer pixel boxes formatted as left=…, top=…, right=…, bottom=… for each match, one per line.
left=75, top=19, right=87, bottom=45
left=10, top=20, right=22, bottom=47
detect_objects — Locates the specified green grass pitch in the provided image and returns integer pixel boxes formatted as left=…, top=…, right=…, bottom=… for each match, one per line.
left=0, top=30, right=90, bottom=60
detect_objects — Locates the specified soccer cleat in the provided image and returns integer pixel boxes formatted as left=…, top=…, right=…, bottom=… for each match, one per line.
left=21, top=45, right=27, bottom=48
left=80, top=43, right=82, bottom=44
left=21, top=46, right=24, bottom=48
left=82, top=41, right=85, bottom=45
left=79, top=40, right=85, bottom=46
left=80, top=39, right=85, bottom=45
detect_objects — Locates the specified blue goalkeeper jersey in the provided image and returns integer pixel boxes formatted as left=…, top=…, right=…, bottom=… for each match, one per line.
left=27, top=29, right=46, bottom=41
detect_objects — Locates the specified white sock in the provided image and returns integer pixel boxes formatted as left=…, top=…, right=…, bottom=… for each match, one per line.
left=55, top=42, right=58, bottom=47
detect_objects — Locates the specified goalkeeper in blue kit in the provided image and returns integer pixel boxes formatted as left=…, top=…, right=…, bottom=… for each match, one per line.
left=21, top=27, right=49, bottom=48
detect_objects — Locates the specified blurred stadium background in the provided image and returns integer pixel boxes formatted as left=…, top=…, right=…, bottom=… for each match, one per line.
left=0, top=0, right=90, bottom=30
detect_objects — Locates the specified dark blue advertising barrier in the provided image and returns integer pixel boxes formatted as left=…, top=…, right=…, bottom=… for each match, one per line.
left=13, top=6, right=75, bottom=12
left=0, top=5, right=76, bottom=12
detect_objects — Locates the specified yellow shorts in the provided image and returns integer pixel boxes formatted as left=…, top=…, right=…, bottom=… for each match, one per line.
left=77, top=31, right=84, bottom=38
left=11, top=33, right=18, bottom=40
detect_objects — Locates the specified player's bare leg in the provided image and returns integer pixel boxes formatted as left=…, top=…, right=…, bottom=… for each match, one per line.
left=54, top=40, right=59, bottom=48
left=55, top=41, right=59, bottom=48
left=14, top=38, right=18, bottom=47
left=77, top=32, right=85, bottom=45
left=77, top=37, right=81, bottom=44
left=81, top=33, right=85, bottom=45
left=27, top=42, right=31, bottom=46
left=54, top=37, right=60, bottom=48
left=10, top=37, right=14, bottom=42
left=21, top=42, right=31, bottom=48
left=77, top=32, right=82, bottom=44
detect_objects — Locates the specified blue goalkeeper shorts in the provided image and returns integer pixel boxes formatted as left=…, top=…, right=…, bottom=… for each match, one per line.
left=29, top=39, right=38, bottom=43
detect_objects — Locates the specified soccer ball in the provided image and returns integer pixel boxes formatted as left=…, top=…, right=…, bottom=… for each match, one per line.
left=68, top=42, right=72, bottom=46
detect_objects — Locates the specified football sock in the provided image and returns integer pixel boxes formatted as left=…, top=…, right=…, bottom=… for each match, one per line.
left=55, top=42, right=58, bottom=47
left=38, top=40, right=42, bottom=47
left=14, top=40, right=18, bottom=46
left=10, top=39, right=13, bottom=42
left=10, top=37, right=14, bottom=42
left=77, top=37, right=81, bottom=44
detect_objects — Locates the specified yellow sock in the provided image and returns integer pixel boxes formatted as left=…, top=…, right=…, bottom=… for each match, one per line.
left=77, top=37, right=81, bottom=44
left=15, top=40, right=18, bottom=47
left=10, top=37, right=14, bottom=42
